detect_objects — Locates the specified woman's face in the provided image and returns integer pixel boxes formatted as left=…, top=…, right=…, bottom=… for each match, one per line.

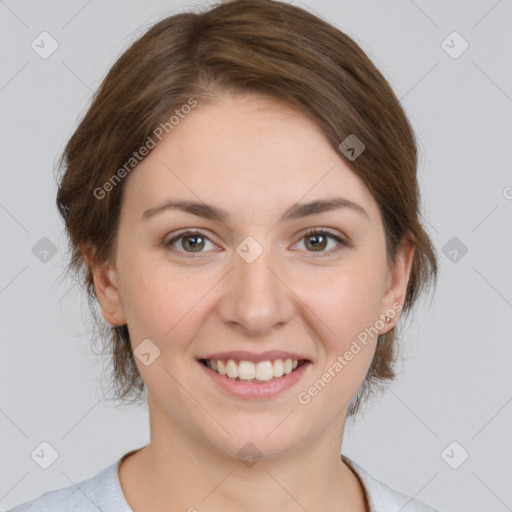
left=91, top=93, right=413, bottom=459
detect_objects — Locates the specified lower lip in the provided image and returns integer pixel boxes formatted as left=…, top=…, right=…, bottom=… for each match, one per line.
left=197, top=360, right=311, bottom=399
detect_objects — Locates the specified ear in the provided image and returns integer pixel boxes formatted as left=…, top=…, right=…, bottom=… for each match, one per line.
left=379, top=236, right=415, bottom=333
left=81, top=243, right=127, bottom=326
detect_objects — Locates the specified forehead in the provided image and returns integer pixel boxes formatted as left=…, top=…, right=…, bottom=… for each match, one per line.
left=121, top=93, right=378, bottom=224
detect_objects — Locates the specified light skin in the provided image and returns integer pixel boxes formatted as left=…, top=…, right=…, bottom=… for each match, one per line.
left=83, top=92, right=414, bottom=512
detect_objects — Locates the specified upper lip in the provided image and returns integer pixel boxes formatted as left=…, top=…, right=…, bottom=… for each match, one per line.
left=199, top=350, right=311, bottom=363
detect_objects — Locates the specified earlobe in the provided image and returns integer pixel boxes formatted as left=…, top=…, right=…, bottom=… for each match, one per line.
left=81, top=244, right=127, bottom=326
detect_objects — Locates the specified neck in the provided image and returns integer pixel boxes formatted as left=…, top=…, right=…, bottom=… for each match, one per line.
left=118, top=412, right=368, bottom=512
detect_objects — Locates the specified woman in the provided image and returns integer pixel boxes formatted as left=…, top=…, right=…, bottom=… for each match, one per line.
left=9, top=0, right=439, bottom=510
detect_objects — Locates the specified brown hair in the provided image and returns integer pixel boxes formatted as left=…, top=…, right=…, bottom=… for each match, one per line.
left=56, top=0, right=438, bottom=417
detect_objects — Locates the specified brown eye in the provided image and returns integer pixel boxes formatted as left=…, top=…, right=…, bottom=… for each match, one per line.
left=164, top=230, right=215, bottom=254
left=163, top=228, right=348, bottom=258
left=179, top=234, right=205, bottom=252
left=304, top=232, right=328, bottom=251
left=296, top=229, right=348, bottom=257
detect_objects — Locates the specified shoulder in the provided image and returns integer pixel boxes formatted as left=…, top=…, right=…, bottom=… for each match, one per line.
left=6, top=460, right=130, bottom=512
left=342, top=455, right=440, bottom=512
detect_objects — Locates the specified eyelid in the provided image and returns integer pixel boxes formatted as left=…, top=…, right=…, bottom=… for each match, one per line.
left=163, top=228, right=219, bottom=252
left=163, top=227, right=349, bottom=257
left=293, top=227, right=350, bottom=257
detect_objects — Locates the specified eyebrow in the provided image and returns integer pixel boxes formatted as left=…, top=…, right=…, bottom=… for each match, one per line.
left=141, top=196, right=369, bottom=223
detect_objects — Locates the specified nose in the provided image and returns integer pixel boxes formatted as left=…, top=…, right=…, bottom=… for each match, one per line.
left=216, top=245, right=295, bottom=336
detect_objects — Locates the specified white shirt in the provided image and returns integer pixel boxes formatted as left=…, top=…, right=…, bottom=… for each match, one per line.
left=7, top=452, right=439, bottom=511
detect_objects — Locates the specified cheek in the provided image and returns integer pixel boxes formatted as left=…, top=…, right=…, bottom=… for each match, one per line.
left=116, top=251, right=180, bottom=340
left=117, top=252, right=214, bottom=352
left=300, top=274, right=381, bottom=406
left=302, top=263, right=385, bottom=345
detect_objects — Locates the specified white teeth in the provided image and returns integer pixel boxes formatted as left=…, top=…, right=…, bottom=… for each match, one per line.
left=238, top=360, right=256, bottom=380
left=226, top=359, right=238, bottom=378
left=273, top=359, right=284, bottom=377
left=217, top=360, right=226, bottom=376
left=204, top=357, right=303, bottom=382
left=255, top=361, right=274, bottom=381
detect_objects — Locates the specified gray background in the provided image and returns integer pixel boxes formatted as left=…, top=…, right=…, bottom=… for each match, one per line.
left=1, top=1, right=511, bottom=511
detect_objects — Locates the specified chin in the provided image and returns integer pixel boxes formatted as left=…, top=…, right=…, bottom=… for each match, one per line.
left=197, top=417, right=308, bottom=462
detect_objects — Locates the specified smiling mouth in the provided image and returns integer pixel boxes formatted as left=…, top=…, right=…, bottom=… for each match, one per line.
left=199, top=358, right=309, bottom=383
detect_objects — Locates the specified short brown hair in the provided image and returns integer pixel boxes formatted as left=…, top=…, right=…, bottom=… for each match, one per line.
left=56, top=0, right=438, bottom=417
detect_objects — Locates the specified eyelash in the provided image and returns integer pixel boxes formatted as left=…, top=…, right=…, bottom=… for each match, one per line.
left=163, top=228, right=349, bottom=258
